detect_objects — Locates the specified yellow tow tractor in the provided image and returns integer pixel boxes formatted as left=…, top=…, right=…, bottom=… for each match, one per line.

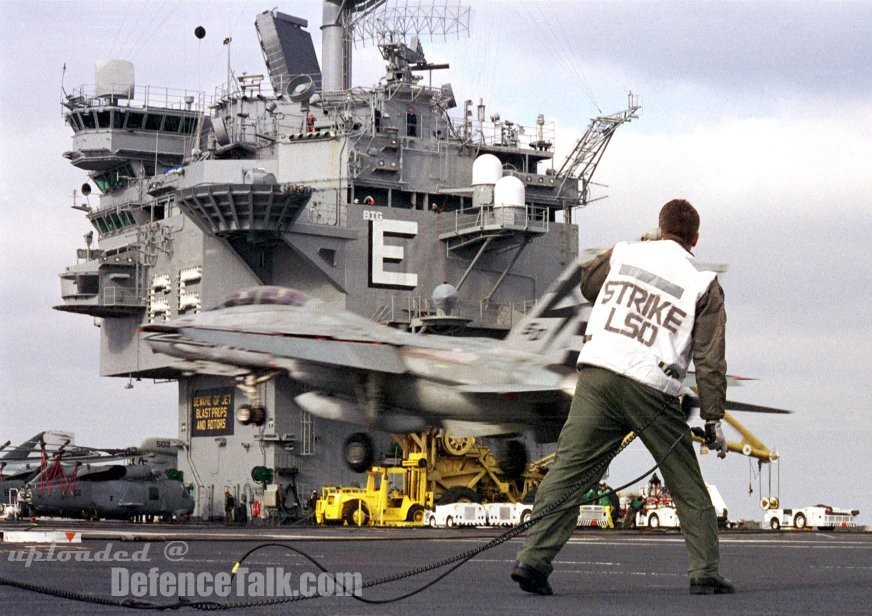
left=315, top=452, right=432, bottom=526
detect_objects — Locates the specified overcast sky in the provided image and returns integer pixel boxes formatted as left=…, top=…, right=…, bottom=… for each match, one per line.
left=1, top=1, right=869, bottom=524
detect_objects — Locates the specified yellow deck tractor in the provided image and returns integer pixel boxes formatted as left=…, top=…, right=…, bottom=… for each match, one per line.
left=315, top=453, right=432, bottom=526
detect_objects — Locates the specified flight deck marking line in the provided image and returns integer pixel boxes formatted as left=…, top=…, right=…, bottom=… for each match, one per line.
left=562, top=537, right=872, bottom=549
left=562, top=569, right=684, bottom=578
left=474, top=558, right=620, bottom=567
left=811, top=564, right=872, bottom=570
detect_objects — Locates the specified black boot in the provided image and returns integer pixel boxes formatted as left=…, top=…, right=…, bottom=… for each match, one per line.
left=511, top=562, right=553, bottom=595
left=689, top=575, right=735, bottom=594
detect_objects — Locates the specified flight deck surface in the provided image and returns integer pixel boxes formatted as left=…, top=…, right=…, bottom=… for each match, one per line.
left=2, top=523, right=870, bottom=615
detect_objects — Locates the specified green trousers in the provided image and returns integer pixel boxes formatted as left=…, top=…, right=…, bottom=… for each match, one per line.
left=516, top=366, right=720, bottom=579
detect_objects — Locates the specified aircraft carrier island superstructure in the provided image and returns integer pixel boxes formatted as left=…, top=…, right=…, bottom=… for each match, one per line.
left=54, top=2, right=639, bottom=520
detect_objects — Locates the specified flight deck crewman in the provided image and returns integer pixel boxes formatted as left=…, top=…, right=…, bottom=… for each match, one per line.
left=511, top=199, right=733, bottom=596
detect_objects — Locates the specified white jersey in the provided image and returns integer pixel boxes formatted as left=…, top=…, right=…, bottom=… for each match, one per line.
left=577, top=240, right=716, bottom=395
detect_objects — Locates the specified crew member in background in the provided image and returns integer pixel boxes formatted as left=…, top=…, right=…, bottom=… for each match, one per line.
left=623, top=494, right=646, bottom=529
left=596, top=480, right=619, bottom=527
left=595, top=481, right=612, bottom=507
left=223, top=488, right=235, bottom=524
left=512, top=199, right=733, bottom=596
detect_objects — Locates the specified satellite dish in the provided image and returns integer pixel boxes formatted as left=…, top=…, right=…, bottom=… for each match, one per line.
left=81, top=183, right=92, bottom=196
left=287, top=75, right=315, bottom=102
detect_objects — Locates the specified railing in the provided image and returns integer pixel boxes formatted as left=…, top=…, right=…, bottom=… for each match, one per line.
left=437, top=205, right=550, bottom=236
left=66, top=83, right=205, bottom=113
left=374, top=296, right=537, bottom=332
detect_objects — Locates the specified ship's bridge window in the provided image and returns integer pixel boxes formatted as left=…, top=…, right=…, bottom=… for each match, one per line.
left=92, top=217, right=109, bottom=234
left=181, top=116, right=198, bottom=134
left=90, top=209, right=136, bottom=235
left=145, top=114, right=163, bottom=131
left=221, top=286, right=308, bottom=309
left=80, top=111, right=96, bottom=129
left=126, top=112, right=144, bottom=129
left=112, top=110, right=125, bottom=129
left=96, top=110, right=111, bottom=128
left=67, top=113, right=83, bottom=132
left=164, top=114, right=181, bottom=132
left=93, top=164, right=135, bottom=193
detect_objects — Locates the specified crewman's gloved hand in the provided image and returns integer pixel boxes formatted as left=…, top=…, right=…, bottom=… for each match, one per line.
left=704, top=420, right=728, bottom=459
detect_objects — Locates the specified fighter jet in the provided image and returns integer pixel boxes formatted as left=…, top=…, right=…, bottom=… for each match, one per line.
left=142, top=260, right=591, bottom=475
left=142, top=258, right=788, bottom=475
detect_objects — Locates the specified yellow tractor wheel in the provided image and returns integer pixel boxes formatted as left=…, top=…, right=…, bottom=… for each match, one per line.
left=343, top=500, right=369, bottom=526
left=442, top=433, right=475, bottom=456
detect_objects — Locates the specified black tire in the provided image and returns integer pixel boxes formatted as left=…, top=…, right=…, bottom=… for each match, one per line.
left=250, top=405, right=266, bottom=427
left=437, top=486, right=481, bottom=505
left=497, top=439, right=528, bottom=480
left=649, top=513, right=660, bottom=528
left=406, top=504, right=426, bottom=523
left=445, top=515, right=455, bottom=528
left=427, top=515, right=437, bottom=528
left=794, top=513, right=807, bottom=529
left=343, top=433, right=374, bottom=473
left=520, top=509, right=532, bottom=524
left=342, top=500, right=369, bottom=526
left=770, top=517, right=781, bottom=530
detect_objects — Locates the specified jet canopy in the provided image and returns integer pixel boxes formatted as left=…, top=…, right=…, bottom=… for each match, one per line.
left=220, top=286, right=308, bottom=309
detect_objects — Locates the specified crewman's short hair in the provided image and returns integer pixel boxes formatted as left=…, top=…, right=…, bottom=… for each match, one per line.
left=659, top=199, right=700, bottom=245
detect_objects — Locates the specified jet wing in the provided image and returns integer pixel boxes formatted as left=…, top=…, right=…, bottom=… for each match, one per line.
left=157, top=326, right=407, bottom=374
left=194, top=327, right=407, bottom=374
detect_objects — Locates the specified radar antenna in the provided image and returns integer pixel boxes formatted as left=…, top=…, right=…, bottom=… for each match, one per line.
left=350, top=0, right=470, bottom=47
left=322, top=0, right=469, bottom=90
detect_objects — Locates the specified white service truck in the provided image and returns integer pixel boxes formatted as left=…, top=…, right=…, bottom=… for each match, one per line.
left=425, top=502, right=487, bottom=527
left=484, top=502, right=532, bottom=526
left=764, top=505, right=859, bottom=530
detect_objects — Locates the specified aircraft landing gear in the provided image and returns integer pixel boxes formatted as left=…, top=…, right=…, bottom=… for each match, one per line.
left=236, top=404, right=266, bottom=427
left=234, top=373, right=278, bottom=427
left=344, top=432, right=375, bottom=473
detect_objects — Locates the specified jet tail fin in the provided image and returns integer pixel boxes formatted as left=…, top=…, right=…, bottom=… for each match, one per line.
left=500, top=258, right=591, bottom=367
